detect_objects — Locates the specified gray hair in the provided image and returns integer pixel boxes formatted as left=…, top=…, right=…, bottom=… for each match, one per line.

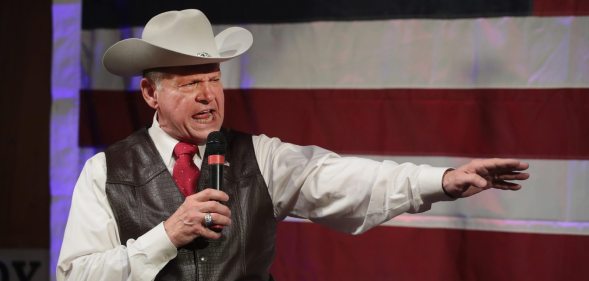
left=142, top=63, right=221, bottom=90
left=143, top=70, right=166, bottom=90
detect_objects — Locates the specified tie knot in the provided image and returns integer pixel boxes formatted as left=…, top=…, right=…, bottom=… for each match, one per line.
left=174, top=142, right=198, bottom=158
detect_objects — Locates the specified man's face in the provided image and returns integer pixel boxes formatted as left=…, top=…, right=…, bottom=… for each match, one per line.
left=142, top=64, right=224, bottom=144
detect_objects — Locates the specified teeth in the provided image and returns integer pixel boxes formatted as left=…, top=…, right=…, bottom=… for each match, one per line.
left=194, top=115, right=213, bottom=123
left=193, top=111, right=213, bottom=123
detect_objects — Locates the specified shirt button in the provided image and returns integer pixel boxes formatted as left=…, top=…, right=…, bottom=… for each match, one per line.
left=200, top=256, right=207, bottom=262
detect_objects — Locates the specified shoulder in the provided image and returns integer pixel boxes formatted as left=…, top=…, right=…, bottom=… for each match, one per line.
left=74, top=151, right=107, bottom=194
left=82, top=152, right=107, bottom=174
left=105, top=128, right=150, bottom=155
left=251, top=133, right=283, bottom=150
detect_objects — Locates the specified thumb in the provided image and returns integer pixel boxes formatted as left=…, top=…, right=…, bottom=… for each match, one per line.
left=465, top=173, right=488, bottom=188
left=448, top=171, right=487, bottom=190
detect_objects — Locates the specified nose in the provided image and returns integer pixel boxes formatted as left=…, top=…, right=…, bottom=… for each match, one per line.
left=195, top=82, right=214, bottom=104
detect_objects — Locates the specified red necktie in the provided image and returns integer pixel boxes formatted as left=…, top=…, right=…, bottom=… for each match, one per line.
left=172, top=142, right=200, bottom=197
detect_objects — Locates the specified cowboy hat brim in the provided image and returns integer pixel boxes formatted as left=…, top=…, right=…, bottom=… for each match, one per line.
left=103, top=26, right=253, bottom=77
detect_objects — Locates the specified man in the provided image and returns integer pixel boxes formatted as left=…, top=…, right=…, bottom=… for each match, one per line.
left=57, top=9, right=529, bottom=281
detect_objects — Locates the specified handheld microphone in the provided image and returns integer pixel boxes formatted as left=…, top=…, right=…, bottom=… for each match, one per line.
left=205, top=131, right=226, bottom=232
left=205, top=131, right=227, bottom=191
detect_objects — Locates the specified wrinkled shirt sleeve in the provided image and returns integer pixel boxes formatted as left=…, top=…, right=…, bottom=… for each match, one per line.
left=253, top=134, right=451, bottom=234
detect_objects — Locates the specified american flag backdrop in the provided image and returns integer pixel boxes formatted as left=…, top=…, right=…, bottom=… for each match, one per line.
left=51, top=0, right=589, bottom=280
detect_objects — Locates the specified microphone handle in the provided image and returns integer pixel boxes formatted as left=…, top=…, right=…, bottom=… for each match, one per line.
left=207, top=154, right=225, bottom=232
left=210, top=163, right=223, bottom=190
left=208, top=154, right=224, bottom=190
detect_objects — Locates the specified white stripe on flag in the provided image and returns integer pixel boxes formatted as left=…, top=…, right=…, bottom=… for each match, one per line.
left=83, top=16, right=589, bottom=90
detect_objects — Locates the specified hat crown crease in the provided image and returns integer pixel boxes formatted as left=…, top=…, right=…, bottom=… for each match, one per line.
left=142, top=10, right=220, bottom=57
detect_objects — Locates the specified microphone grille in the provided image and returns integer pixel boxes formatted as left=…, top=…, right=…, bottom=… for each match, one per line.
left=206, top=131, right=226, bottom=155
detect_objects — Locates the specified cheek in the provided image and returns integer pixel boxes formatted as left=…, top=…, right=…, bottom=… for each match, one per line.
left=159, top=96, right=189, bottom=119
left=167, top=94, right=189, bottom=108
left=218, top=99, right=225, bottom=114
left=216, top=90, right=225, bottom=114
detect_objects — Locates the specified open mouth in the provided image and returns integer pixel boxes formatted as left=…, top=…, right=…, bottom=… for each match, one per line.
left=192, top=109, right=215, bottom=123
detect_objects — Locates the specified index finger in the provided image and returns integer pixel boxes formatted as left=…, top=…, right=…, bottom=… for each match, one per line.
left=189, top=188, right=230, bottom=202
left=482, top=158, right=529, bottom=172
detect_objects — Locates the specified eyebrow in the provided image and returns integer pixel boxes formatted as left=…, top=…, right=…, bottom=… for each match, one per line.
left=178, top=75, right=220, bottom=84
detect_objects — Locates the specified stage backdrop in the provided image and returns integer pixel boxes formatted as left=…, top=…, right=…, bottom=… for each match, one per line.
left=51, top=1, right=589, bottom=280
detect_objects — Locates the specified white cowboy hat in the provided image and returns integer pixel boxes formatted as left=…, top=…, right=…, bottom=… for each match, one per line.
left=103, top=9, right=253, bottom=76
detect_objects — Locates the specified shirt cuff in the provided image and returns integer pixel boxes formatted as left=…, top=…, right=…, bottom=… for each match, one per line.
left=418, top=166, right=456, bottom=203
left=128, top=222, right=177, bottom=268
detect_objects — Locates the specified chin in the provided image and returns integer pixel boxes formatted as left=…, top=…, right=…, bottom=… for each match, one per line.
left=191, top=128, right=219, bottom=144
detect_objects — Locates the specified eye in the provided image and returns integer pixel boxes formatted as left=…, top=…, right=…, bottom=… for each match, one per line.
left=180, top=81, right=198, bottom=87
left=177, top=81, right=199, bottom=92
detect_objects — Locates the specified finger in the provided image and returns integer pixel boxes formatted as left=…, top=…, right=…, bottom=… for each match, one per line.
left=206, top=213, right=231, bottom=227
left=514, top=161, right=530, bottom=171
left=198, top=201, right=231, bottom=217
left=491, top=180, right=522, bottom=191
left=494, top=172, right=530, bottom=181
left=469, top=158, right=529, bottom=175
left=459, top=173, right=488, bottom=189
left=196, top=225, right=223, bottom=240
left=485, top=159, right=529, bottom=172
left=468, top=159, right=490, bottom=175
left=204, top=213, right=229, bottom=234
left=179, top=201, right=229, bottom=221
left=189, top=188, right=230, bottom=202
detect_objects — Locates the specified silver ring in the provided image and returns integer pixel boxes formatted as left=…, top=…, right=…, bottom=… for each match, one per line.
left=203, top=213, right=213, bottom=227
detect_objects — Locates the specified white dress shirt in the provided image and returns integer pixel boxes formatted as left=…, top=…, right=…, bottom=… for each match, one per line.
left=57, top=118, right=449, bottom=281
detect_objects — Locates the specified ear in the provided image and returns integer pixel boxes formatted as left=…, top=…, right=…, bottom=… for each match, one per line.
left=141, top=78, right=158, bottom=110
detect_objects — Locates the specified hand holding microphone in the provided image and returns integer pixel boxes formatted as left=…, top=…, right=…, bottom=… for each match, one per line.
left=163, top=132, right=229, bottom=246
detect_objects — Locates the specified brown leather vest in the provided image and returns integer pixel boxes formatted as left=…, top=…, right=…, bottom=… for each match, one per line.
left=104, top=128, right=276, bottom=281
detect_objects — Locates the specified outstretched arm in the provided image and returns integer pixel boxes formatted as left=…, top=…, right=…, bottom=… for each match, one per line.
left=442, top=158, right=530, bottom=198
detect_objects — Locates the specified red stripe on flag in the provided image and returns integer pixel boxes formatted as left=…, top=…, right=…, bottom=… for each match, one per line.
left=79, top=89, right=154, bottom=147
left=533, top=0, right=589, bottom=16
left=80, top=88, right=589, bottom=159
left=271, top=222, right=589, bottom=281
left=224, top=89, right=589, bottom=159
